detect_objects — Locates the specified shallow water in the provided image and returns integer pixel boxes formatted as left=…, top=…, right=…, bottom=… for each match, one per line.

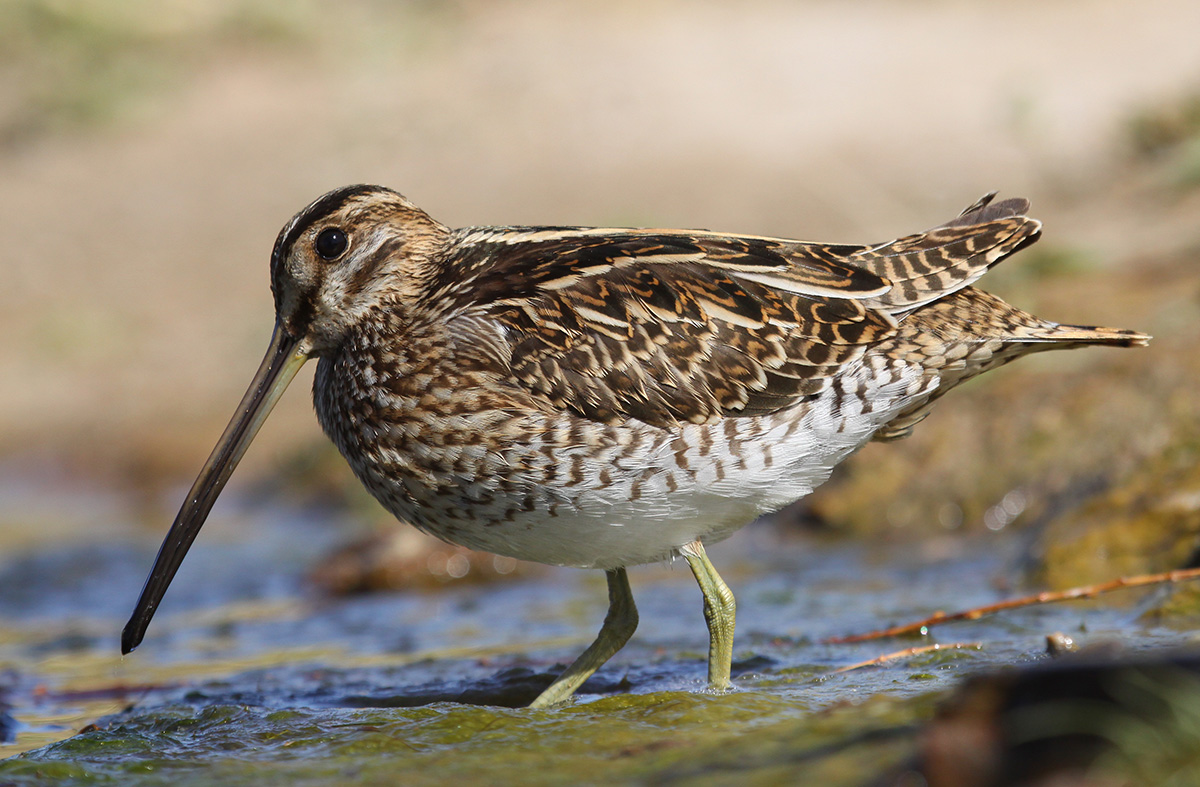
left=0, top=481, right=1195, bottom=785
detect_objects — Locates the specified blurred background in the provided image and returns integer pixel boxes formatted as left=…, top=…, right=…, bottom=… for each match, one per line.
left=3, top=0, right=1198, bottom=577
left=2, top=0, right=1200, bottom=777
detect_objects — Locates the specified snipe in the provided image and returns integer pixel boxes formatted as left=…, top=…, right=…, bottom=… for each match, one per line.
left=123, top=187, right=1147, bottom=707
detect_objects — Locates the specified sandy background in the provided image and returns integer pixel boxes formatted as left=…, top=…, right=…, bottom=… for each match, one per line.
left=2, top=0, right=1198, bottom=535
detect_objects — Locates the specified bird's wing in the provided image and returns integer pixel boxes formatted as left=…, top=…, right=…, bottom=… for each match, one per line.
left=851, top=193, right=1041, bottom=311
left=434, top=195, right=1040, bottom=428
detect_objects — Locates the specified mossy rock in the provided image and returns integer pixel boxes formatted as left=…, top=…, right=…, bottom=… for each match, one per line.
left=1030, top=433, right=1200, bottom=597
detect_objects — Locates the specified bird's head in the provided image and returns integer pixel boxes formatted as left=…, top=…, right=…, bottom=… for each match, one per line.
left=122, top=185, right=448, bottom=654
left=269, top=184, right=449, bottom=356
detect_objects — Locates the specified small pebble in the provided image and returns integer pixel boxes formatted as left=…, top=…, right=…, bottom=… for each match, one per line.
left=1045, top=632, right=1077, bottom=656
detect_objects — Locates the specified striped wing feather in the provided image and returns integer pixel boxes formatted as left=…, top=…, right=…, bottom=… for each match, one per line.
left=437, top=194, right=1041, bottom=428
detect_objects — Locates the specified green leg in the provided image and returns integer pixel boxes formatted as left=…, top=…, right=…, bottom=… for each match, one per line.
left=530, top=567, right=639, bottom=708
left=681, top=540, right=736, bottom=691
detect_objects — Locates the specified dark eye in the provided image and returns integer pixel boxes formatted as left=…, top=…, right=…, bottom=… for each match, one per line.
left=315, top=227, right=349, bottom=260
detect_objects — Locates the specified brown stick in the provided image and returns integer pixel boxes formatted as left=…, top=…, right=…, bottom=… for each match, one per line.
left=833, top=642, right=983, bottom=673
left=824, top=566, right=1200, bottom=644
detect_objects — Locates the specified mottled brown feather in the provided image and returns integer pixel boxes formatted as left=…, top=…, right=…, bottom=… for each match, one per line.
left=871, top=286, right=1148, bottom=441
left=420, top=195, right=1054, bottom=428
left=852, top=194, right=1043, bottom=311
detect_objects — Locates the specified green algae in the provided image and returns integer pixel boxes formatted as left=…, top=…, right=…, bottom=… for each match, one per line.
left=2, top=691, right=936, bottom=787
left=0, top=528, right=1041, bottom=786
left=3, top=530, right=1194, bottom=786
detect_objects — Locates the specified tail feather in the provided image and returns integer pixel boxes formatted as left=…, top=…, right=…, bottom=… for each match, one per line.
left=870, top=288, right=1149, bottom=441
left=1009, top=322, right=1150, bottom=347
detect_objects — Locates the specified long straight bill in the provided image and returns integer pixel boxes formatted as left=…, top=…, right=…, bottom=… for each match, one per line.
left=122, top=325, right=308, bottom=654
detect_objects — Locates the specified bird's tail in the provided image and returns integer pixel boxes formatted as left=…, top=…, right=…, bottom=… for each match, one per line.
left=870, top=288, right=1148, bottom=441
left=1004, top=321, right=1150, bottom=347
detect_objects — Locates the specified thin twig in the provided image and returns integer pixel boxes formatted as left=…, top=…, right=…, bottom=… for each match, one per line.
left=833, top=642, right=983, bottom=673
left=825, top=566, right=1200, bottom=644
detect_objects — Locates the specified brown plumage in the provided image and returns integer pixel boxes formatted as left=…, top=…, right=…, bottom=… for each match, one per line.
left=124, top=187, right=1148, bottom=707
